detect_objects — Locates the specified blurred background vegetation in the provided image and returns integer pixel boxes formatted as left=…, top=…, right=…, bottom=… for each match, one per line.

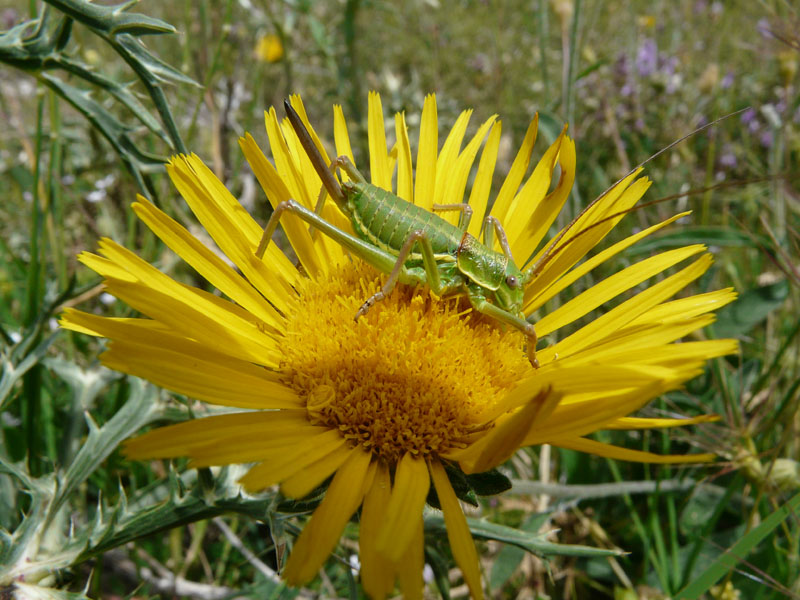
left=0, top=0, right=798, bottom=598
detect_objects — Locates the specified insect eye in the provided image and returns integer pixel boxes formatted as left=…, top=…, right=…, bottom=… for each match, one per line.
left=506, top=275, right=519, bottom=288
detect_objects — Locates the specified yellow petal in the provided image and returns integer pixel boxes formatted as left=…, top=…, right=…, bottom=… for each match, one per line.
left=545, top=254, right=714, bottom=361
left=123, top=410, right=309, bottom=458
left=78, top=251, right=135, bottom=282
left=551, top=436, right=717, bottom=464
left=166, top=154, right=299, bottom=302
left=132, top=198, right=284, bottom=329
left=237, top=428, right=347, bottom=492
left=628, top=288, right=737, bottom=326
left=571, top=315, right=718, bottom=362
left=368, top=91, right=391, bottom=190
left=284, top=96, right=350, bottom=263
left=414, top=94, right=438, bottom=210
left=376, top=453, right=430, bottom=562
left=282, top=448, right=373, bottom=585
left=101, top=277, right=281, bottom=367
left=491, top=115, right=539, bottom=223
left=188, top=425, right=330, bottom=467
left=360, top=462, right=396, bottom=600
left=453, top=388, right=561, bottom=473
left=467, top=121, right=502, bottom=236
left=433, top=109, right=472, bottom=209
left=333, top=104, right=356, bottom=176
left=396, top=514, right=425, bottom=600
left=526, top=382, right=671, bottom=442
left=239, top=133, right=324, bottom=279
left=605, top=414, right=720, bottom=430
left=525, top=211, right=691, bottom=313
left=429, top=459, right=483, bottom=600
left=489, top=363, right=661, bottom=419
left=440, top=115, right=496, bottom=226
left=101, top=340, right=298, bottom=409
left=507, top=132, right=576, bottom=263
left=395, top=112, right=414, bottom=202
left=535, top=245, right=706, bottom=337
left=608, top=339, right=740, bottom=368
left=280, top=442, right=353, bottom=499
left=60, top=309, right=284, bottom=380
left=525, top=172, right=650, bottom=308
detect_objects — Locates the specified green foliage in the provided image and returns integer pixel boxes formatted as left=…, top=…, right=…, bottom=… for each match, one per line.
left=1, top=0, right=799, bottom=598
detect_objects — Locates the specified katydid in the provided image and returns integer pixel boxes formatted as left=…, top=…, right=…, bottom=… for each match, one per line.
left=256, top=101, right=542, bottom=367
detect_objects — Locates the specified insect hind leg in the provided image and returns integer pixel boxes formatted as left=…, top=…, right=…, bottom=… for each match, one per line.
left=356, top=229, right=454, bottom=320
left=432, top=203, right=473, bottom=231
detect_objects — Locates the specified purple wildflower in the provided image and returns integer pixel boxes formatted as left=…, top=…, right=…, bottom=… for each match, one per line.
left=636, top=39, right=658, bottom=77
left=719, top=148, right=737, bottom=169
left=757, top=18, right=772, bottom=38
left=720, top=71, right=734, bottom=89
left=759, top=131, right=773, bottom=148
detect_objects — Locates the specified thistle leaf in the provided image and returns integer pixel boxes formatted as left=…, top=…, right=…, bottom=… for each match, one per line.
left=42, top=0, right=175, bottom=36
left=425, top=513, right=625, bottom=558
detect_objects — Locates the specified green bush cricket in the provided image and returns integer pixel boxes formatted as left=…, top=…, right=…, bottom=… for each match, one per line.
left=255, top=103, right=743, bottom=371
left=256, top=101, right=542, bottom=367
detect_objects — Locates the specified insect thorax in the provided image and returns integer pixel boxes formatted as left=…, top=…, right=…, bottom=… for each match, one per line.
left=456, top=233, right=508, bottom=291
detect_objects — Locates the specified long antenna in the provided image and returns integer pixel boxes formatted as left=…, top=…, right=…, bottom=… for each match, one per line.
left=283, top=99, right=345, bottom=206
left=526, top=109, right=749, bottom=276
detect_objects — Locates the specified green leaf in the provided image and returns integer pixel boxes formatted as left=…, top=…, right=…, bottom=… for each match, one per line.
left=427, top=463, right=478, bottom=510
left=39, top=73, right=166, bottom=191
left=43, top=0, right=175, bottom=36
left=0, top=331, right=58, bottom=411
left=489, top=512, right=552, bottom=591
left=627, top=226, right=767, bottom=255
left=50, top=377, right=162, bottom=519
left=51, top=56, right=171, bottom=144
left=114, top=34, right=199, bottom=87
left=465, top=469, right=512, bottom=496
left=676, top=491, right=800, bottom=599
left=425, top=514, right=624, bottom=558
left=713, top=280, right=789, bottom=339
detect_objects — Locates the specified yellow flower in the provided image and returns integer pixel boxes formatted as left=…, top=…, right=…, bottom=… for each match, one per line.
left=255, top=33, right=283, bottom=63
left=61, top=92, right=738, bottom=599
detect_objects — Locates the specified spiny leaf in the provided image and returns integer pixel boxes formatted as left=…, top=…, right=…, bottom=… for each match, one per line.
left=0, top=331, right=59, bottom=411
left=114, top=33, right=199, bottom=87
left=50, top=378, right=162, bottom=519
left=52, top=56, right=170, bottom=144
left=39, top=73, right=166, bottom=192
left=43, top=0, right=175, bottom=36
left=425, top=514, right=625, bottom=558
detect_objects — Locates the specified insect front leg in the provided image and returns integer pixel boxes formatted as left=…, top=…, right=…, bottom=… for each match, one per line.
left=432, top=203, right=473, bottom=231
left=356, top=230, right=459, bottom=320
left=466, top=285, right=539, bottom=368
left=481, top=216, right=515, bottom=262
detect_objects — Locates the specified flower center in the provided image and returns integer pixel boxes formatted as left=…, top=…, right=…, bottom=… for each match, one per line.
left=280, top=261, right=531, bottom=463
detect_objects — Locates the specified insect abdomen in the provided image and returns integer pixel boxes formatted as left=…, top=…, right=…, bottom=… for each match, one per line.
left=349, top=184, right=463, bottom=256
